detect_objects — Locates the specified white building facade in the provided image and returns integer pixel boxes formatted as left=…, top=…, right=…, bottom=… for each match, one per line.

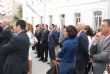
left=22, top=0, right=110, bottom=31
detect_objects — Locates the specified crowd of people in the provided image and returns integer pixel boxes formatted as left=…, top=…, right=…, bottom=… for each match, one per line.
left=0, top=18, right=110, bottom=74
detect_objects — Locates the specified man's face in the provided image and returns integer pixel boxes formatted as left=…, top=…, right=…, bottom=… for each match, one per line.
left=13, top=24, right=19, bottom=33
left=0, top=21, right=5, bottom=28
left=100, top=21, right=110, bottom=35
left=49, top=25, right=53, bottom=30
left=76, top=23, right=81, bottom=32
left=44, top=25, right=47, bottom=30
left=61, top=26, right=64, bottom=30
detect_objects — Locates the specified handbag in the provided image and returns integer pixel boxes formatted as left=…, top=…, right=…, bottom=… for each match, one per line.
left=106, top=64, right=110, bottom=74
left=30, top=34, right=38, bottom=46
left=46, top=60, right=59, bottom=74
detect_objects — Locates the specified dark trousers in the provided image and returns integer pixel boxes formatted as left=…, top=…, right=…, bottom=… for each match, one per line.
left=41, top=43, right=48, bottom=60
left=32, top=44, right=36, bottom=50
left=76, top=69, right=85, bottom=74
left=0, top=58, right=3, bottom=74
left=85, top=62, right=93, bottom=74
left=36, top=42, right=41, bottom=57
left=49, top=46, right=55, bottom=61
left=0, top=54, right=7, bottom=74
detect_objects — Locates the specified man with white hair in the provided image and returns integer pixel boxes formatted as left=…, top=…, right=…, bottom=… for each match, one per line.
left=75, top=22, right=89, bottom=74
left=0, top=19, right=12, bottom=74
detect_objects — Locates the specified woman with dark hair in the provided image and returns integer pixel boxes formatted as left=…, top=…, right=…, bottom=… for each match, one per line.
left=58, top=25, right=79, bottom=74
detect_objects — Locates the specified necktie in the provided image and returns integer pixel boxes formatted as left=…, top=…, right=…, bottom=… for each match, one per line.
left=48, top=31, right=52, bottom=42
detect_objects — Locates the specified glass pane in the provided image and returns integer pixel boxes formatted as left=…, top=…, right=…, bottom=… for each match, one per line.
left=49, top=15, right=53, bottom=25
left=75, top=13, right=81, bottom=25
left=93, top=11, right=102, bottom=31
left=41, top=16, right=43, bottom=24
left=61, top=14, right=65, bottom=25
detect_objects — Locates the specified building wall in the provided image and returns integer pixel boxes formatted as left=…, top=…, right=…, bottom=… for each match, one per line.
left=22, top=0, right=109, bottom=30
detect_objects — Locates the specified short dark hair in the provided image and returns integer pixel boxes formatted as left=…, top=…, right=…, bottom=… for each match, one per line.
left=66, top=25, right=78, bottom=39
left=45, top=24, right=48, bottom=28
left=16, top=20, right=27, bottom=30
left=51, top=24, right=55, bottom=27
left=36, top=24, right=39, bottom=27
left=62, top=25, right=66, bottom=28
left=84, top=25, right=94, bottom=37
left=103, top=19, right=110, bottom=27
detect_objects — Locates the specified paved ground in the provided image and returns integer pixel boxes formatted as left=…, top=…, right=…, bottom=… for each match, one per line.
left=31, top=50, right=50, bottom=74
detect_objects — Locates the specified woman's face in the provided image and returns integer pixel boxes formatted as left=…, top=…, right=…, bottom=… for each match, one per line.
left=63, top=29, right=68, bottom=38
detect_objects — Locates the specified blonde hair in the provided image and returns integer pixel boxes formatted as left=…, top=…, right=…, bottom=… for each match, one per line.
left=2, top=19, right=10, bottom=26
left=27, top=23, right=33, bottom=33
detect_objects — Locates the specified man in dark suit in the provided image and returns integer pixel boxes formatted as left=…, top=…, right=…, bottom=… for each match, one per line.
left=0, top=25, right=3, bottom=47
left=0, top=20, right=12, bottom=74
left=75, top=22, right=89, bottom=74
left=35, top=24, right=44, bottom=58
left=0, top=25, right=3, bottom=33
left=0, top=20, right=12, bottom=47
left=1, top=20, right=30, bottom=74
left=48, top=24, right=59, bottom=61
left=40, top=24, right=49, bottom=62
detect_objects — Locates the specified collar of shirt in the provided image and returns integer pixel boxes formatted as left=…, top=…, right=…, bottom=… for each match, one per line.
left=16, top=30, right=25, bottom=36
left=77, top=31, right=83, bottom=36
left=44, top=29, right=47, bottom=31
left=3, top=26, right=9, bottom=30
left=104, top=35, right=110, bottom=40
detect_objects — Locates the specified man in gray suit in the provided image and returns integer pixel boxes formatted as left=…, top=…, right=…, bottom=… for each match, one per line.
left=90, top=19, right=110, bottom=74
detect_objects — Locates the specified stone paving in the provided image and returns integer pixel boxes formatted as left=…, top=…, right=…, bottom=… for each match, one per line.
left=31, top=50, right=50, bottom=74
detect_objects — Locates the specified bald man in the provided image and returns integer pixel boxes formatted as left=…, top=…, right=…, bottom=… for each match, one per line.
left=75, top=22, right=89, bottom=74
left=0, top=19, right=12, bottom=74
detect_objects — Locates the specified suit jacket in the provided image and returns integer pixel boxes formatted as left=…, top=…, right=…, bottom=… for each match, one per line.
left=59, top=31, right=64, bottom=43
left=48, top=30, right=59, bottom=60
left=0, top=27, right=12, bottom=47
left=0, top=27, right=12, bottom=74
left=48, top=30, right=58, bottom=48
left=40, top=29, right=49, bottom=44
left=75, top=31, right=89, bottom=69
left=0, top=26, right=3, bottom=48
left=90, top=36, right=110, bottom=63
left=0, top=26, right=3, bottom=33
left=36, top=29, right=44, bottom=43
left=1, top=31, right=30, bottom=74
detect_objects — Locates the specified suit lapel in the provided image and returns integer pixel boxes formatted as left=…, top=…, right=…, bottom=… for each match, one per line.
left=101, top=36, right=110, bottom=51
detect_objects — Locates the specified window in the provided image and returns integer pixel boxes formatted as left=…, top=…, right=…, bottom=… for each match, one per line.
left=49, top=15, right=53, bottom=25
left=74, top=13, right=81, bottom=25
left=60, top=14, right=65, bottom=25
left=31, top=17, right=34, bottom=25
left=31, top=0, right=34, bottom=4
left=93, top=11, right=102, bottom=31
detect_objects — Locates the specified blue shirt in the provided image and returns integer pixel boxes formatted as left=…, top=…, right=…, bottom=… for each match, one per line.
left=58, top=38, right=79, bottom=62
